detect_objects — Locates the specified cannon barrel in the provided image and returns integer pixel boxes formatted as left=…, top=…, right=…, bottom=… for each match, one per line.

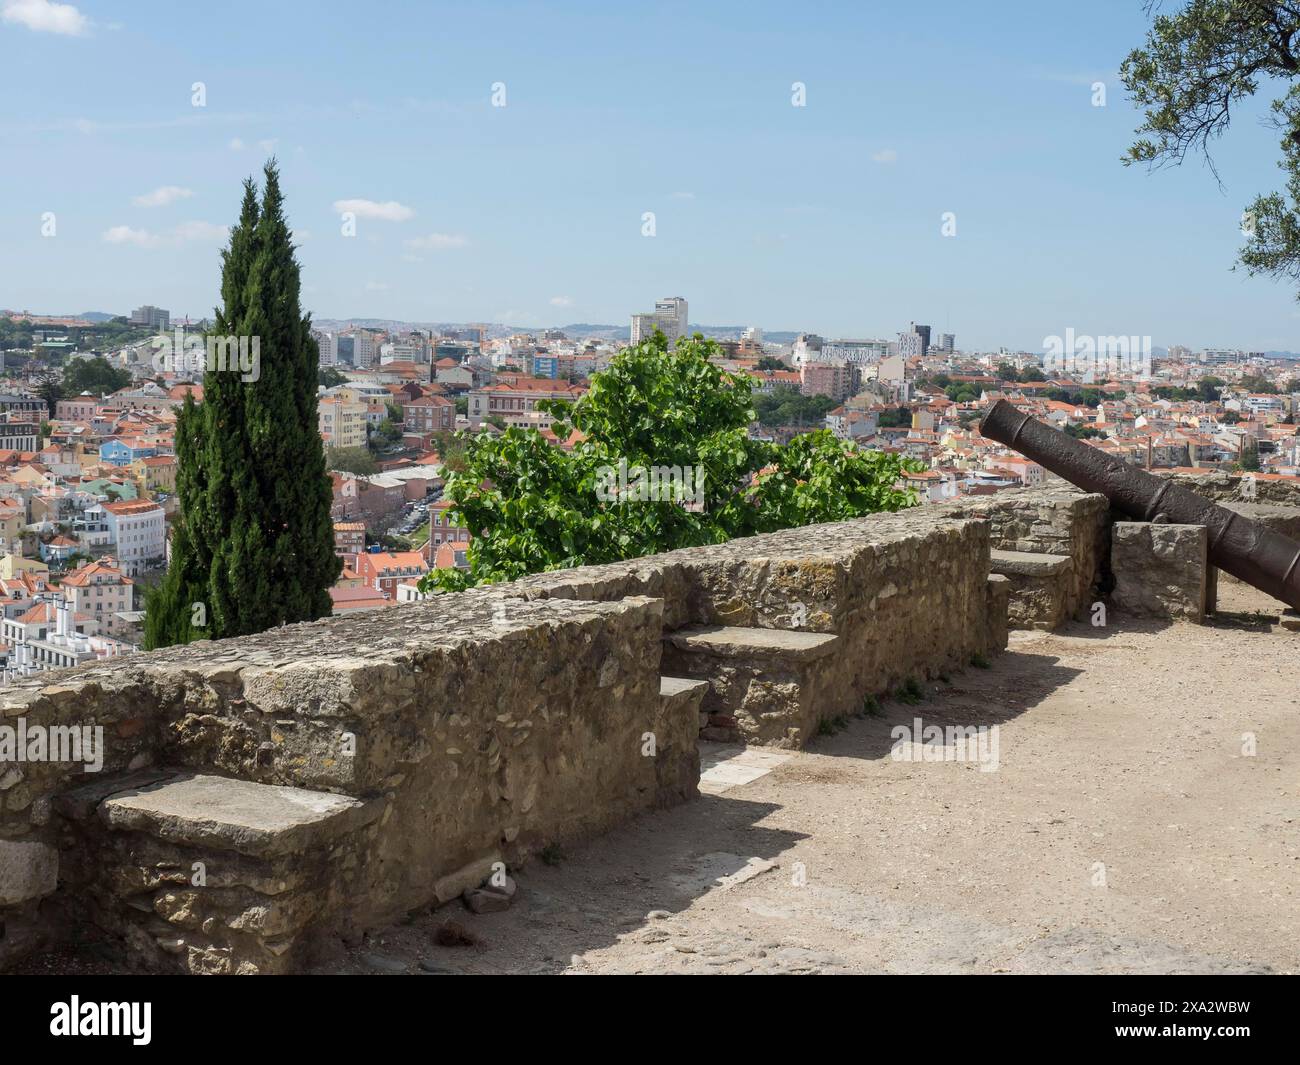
left=979, top=399, right=1300, bottom=610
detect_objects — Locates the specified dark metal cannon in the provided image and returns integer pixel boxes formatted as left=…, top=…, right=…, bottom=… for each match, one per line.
left=979, top=399, right=1300, bottom=611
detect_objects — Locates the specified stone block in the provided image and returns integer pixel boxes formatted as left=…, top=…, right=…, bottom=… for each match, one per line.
left=1110, top=522, right=1207, bottom=622
left=989, top=549, right=1072, bottom=630
left=0, top=838, right=58, bottom=905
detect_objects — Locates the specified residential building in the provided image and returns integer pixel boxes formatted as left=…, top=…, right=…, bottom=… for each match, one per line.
left=99, top=499, right=165, bottom=575
left=426, top=500, right=471, bottom=549
left=318, top=395, right=368, bottom=449
left=401, top=395, right=455, bottom=434
left=129, top=305, right=170, bottom=330
left=354, top=550, right=429, bottom=600
left=333, top=521, right=366, bottom=557
left=0, top=419, right=40, bottom=453
left=60, top=559, right=134, bottom=635
left=630, top=296, right=688, bottom=346
left=467, top=378, right=586, bottom=428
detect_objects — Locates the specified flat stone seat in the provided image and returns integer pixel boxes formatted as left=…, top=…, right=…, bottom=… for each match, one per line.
left=659, top=676, right=710, bottom=701
left=989, top=549, right=1071, bottom=578
left=665, top=625, right=839, bottom=663
left=97, top=772, right=382, bottom=859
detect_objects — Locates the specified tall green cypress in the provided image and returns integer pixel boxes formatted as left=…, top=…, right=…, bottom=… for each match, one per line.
left=145, top=162, right=339, bottom=649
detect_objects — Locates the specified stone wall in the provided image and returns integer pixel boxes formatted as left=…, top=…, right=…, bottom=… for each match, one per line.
left=1165, top=471, right=1300, bottom=508
left=0, top=485, right=1107, bottom=973
left=935, top=488, right=1110, bottom=625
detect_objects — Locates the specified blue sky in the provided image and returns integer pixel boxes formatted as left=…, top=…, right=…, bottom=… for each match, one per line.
left=1, top=0, right=1298, bottom=351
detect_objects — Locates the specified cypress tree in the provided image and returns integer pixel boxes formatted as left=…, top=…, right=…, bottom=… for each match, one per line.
left=145, top=162, right=339, bottom=648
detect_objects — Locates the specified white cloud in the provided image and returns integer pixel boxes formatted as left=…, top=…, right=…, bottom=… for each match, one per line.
left=872, top=149, right=898, bottom=164
left=549, top=296, right=573, bottom=308
left=172, top=220, right=228, bottom=242
left=365, top=281, right=389, bottom=291
left=672, top=191, right=695, bottom=200
left=102, top=225, right=156, bottom=247
left=404, top=232, right=467, bottom=250
left=2, top=0, right=88, bottom=36
left=132, top=185, right=194, bottom=208
left=229, top=137, right=245, bottom=150
left=333, top=198, right=414, bottom=222
left=102, top=220, right=228, bottom=248
left=257, top=137, right=278, bottom=153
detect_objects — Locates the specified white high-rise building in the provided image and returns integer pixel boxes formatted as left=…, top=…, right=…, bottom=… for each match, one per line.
left=351, top=331, right=377, bottom=368
left=631, top=296, right=689, bottom=346
left=315, top=330, right=338, bottom=366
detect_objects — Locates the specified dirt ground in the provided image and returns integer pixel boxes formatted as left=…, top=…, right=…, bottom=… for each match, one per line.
left=315, top=580, right=1298, bottom=975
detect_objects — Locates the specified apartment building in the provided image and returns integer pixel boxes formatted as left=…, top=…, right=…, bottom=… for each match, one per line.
left=318, top=395, right=368, bottom=449
left=333, top=521, right=365, bottom=557
left=354, top=550, right=429, bottom=600
left=425, top=500, right=471, bottom=549
left=98, top=499, right=165, bottom=575
left=60, top=559, right=134, bottom=635
left=401, top=395, right=455, bottom=434
left=466, top=378, right=586, bottom=428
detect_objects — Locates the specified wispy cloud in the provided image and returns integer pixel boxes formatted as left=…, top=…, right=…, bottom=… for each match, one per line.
left=404, top=232, right=467, bottom=250
left=334, top=198, right=414, bottom=222
left=132, top=185, right=194, bottom=208
left=102, top=221, right=228, bottom=248
left=872, top=148, right=898, bottom=164
left=549, top=296, right=573, bottom=307
left=2, top=0, right=88, bottom=36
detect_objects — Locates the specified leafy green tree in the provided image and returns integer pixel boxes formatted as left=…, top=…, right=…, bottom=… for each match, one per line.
left=755, top=355, right=787, bottom=371
left=146, top=161, right=339, bottom=649
left=63, top=356, right=131, bottom=397
left=421, top=334, right=919, bottom=592
left=753, top=387, right=837, bottom=428
left=878, top=406, right=913, bottom=428
left=34, top=370, right=62, bottom=417
left=318, top=365, right=347, bottom=388
left=326, top=445, right=379, bottom=475
left=1123, top=2, right=1300, bottom=290
left=1241, top=442, right=1262, bottom=470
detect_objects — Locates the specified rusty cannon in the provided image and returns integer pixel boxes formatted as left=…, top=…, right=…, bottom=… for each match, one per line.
left=979, top=399, right=1300, bottom=611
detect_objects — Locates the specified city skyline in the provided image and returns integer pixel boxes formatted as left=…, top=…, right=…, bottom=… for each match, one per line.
left=3, top=1, right=1300, bottom=352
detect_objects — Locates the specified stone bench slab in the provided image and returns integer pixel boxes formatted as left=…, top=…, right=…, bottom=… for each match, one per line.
left=989, top=549, right=1071, bottom=578
left=658, top=676, right=710, bottom=701
left=665, top=625, right=838, bottom=663
left=98, top=772, right=383, bottom=859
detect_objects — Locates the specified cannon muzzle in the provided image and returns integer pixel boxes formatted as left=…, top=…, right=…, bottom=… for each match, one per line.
left=979, top=399, right=1300, bottom=610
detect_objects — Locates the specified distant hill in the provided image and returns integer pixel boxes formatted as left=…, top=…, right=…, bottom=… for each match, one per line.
left=79, top=312, right=118, bottom=322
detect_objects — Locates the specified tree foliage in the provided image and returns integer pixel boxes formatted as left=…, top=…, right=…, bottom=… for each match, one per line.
left=1122, top=1, right=1300, bottom=289
left=753, top=387, right=837, bottom=428
left=146, top=161, right=339, bottom=649
left=63, top=356, right=132, bottom=398
left=420, top=334, right=920, bottom=592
